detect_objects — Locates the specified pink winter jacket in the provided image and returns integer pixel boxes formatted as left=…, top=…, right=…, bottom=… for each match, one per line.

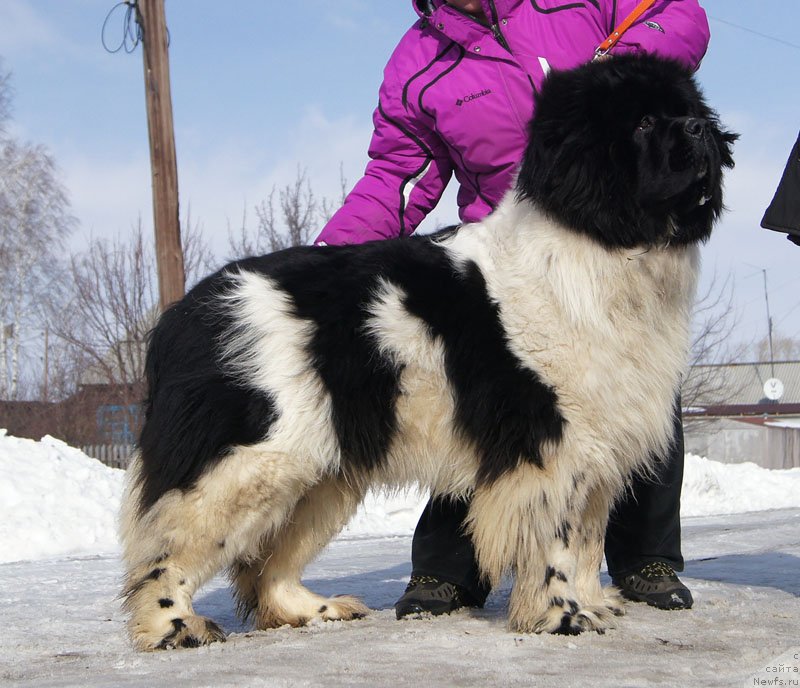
left=316, top=0, right=710, bottom=246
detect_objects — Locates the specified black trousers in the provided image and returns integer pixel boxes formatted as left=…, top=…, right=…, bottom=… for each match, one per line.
left=410, top=404, right=686, bottom=605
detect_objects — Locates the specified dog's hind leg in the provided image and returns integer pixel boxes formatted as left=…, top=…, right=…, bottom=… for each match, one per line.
left=230, top=475, right=370, bottom=630
left=120, top=445, right=319, bottom=651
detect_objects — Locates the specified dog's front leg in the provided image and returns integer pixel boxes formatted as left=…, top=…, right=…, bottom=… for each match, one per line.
left=508, top=515, right=606, bottom=635
left=571, top=485, right=625, bottom=621
left=468, top=464, right=619, bottom=635
left=520, top=511, right=623, bottom=634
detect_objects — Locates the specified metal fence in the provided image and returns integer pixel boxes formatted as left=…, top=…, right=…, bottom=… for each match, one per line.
left=684, top=420, right=800, bottom=469
left=81, top=444, right=134, bottom=469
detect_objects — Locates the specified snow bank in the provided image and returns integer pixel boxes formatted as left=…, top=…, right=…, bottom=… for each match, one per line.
left=342, top=488, right=427, bottom=538
left=681, top=452, right=800, bottom=516
left=0, top=430, right=125, bottom=564
left=1, top=431, right=800, bottom=564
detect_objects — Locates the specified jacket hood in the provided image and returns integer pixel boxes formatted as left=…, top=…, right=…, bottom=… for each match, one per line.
left=413, top=0, right=440, bottom=16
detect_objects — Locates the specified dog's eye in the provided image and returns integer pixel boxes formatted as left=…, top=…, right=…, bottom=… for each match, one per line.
left=637, top=116, right=656, bottom=131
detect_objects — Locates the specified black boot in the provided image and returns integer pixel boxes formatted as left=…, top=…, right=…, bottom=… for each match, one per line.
left=612, top=562, right=693, bottom=610
left=394, top=575, right=481, bottom=619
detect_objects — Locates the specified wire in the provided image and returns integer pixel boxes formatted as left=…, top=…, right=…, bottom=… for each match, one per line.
left=774, top=296, right=800, bottom=329
left=101, top=0, right=171, bottom=54
left=101, top=1, right=142, bottom=54
left=709, top=15, right=800, bottom=51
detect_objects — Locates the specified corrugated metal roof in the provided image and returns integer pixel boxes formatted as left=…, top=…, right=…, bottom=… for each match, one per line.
left=684, top=360, right=800, bottom=406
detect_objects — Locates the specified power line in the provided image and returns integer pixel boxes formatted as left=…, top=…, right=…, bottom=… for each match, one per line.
left=739, top=271, right=800, bottom=323
left=709, top=15, right=800, bottom=51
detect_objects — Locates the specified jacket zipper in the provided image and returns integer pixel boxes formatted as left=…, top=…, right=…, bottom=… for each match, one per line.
left=490, top=22, right=511, bottom=51
left=446, top=2, right=511, bottom=53
left=487, top=0, right=511, bottom=52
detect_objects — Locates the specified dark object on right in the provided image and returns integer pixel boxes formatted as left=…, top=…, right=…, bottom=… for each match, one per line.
left=761, top=130, right=800, bottom=246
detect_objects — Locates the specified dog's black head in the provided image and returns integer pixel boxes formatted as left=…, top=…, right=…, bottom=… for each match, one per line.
left=516, top=54, right=738, bottom=249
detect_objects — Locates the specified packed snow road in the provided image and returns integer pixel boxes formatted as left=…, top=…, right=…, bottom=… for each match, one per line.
left=1, top=508, right=798, bottom=688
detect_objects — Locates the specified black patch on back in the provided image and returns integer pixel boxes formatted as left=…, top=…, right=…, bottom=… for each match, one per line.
left=239, top=245, right=406, bottom=473
left=244, top=233, right=563, bottom=483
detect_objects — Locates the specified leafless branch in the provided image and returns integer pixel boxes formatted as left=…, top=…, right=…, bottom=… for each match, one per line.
left=228, top=165, right=347, bottom=259
left=682, top=271, right=748, bottom=414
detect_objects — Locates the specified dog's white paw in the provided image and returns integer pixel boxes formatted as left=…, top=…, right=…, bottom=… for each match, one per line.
left=317, top=595, right=371, bottom=623
left=131, top=614, right=227, bottom=651
left=257, top=592, right=370, bottom=629
left=513, top=597, right=617, bottom=636
left=601, top=585, right=626, bottom=617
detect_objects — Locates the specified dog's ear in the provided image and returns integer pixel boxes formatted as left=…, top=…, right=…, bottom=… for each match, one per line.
left=696, top=96, right=738, bottom=169
left=718, top=130, right=739, bottom=169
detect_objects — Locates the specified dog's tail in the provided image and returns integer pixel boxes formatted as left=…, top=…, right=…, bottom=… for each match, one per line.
left=135, top=282, right=276, bottom=515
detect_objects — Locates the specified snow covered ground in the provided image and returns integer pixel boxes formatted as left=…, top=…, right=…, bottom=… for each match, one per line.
left=1, top=431, right=799, bottom=687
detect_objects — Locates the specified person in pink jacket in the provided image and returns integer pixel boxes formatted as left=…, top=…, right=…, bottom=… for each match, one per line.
left=317, top=0, right=711, bottom=617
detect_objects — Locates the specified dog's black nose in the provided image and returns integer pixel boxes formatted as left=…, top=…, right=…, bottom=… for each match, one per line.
left=684, top=118, right=706, bottom=138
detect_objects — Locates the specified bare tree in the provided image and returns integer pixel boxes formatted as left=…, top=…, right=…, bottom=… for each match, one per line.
left=59, top=223, right=157, bottom=387
left=320, top=162, right=349, bottom=224
left=0, top=139, right=75, bottom=399
left=682, top=271, right=748, bottom=411
left=754, top=333, right=800, bottom=362
left=47, top=217, right=216, bottom=395
left=229, top=165, right=349, bottom=257
left=182, top=205, right=219, bottom=286
left=0, top=61, right=11, bottom=137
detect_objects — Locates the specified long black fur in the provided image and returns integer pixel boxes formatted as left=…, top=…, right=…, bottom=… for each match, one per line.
left=138, top=276, right=279, bottom=512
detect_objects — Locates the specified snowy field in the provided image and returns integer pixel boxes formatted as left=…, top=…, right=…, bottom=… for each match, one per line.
left=1, top=431, right=799, bottom=687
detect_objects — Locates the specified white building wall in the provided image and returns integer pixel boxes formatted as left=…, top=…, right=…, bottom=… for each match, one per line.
left=684, top=418, right=800, bottom=469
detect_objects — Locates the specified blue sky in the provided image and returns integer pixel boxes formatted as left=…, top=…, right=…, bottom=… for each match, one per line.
left=1, top=0, right=799, bottom=354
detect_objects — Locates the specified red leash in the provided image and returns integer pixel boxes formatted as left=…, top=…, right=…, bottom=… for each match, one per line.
left=594, top=0, right=657, bottom=59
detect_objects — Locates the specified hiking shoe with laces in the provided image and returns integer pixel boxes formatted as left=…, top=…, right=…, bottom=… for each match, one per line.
left=394, top=575, right=473, bottom=619
left=613, top=562, right=694, bottom=610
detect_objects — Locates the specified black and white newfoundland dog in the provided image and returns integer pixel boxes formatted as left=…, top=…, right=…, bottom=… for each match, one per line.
left=121, top=54, right=736, bottom=650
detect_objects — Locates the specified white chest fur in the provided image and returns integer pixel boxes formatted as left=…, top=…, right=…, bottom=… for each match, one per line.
left=445, top=197, right=700, bottom=474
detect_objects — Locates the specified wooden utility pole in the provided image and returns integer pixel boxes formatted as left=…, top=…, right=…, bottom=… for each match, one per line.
left=138, top=0, right=185, bottom=311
